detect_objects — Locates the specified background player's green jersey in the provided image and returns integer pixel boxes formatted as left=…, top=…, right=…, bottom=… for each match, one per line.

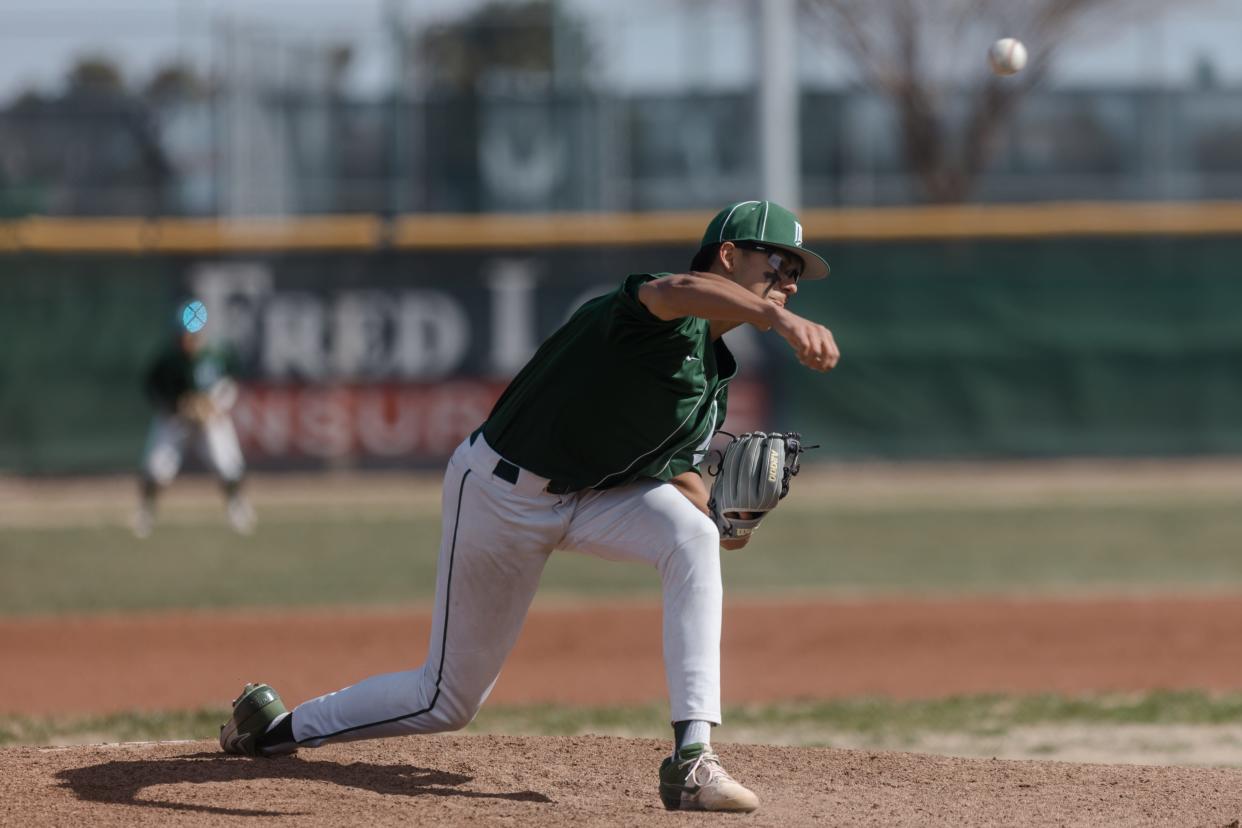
left=144, top=338, right=240, bottom=413
left=483, top=273, right=735, bottom=491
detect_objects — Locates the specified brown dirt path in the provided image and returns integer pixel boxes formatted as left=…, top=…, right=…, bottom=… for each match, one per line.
left=6, top=734, right=1242, bottom=827
left=4, top=594, right=1242, bottom=716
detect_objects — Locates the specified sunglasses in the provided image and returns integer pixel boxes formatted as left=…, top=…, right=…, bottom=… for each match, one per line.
left=734, top=242, right=803, bottom=283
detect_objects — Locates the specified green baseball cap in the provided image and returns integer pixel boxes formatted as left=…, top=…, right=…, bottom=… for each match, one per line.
left=700, top=200, right=830, bottom=280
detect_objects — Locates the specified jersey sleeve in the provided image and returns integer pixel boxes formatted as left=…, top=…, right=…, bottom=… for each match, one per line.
left=609, top=272, right=708, bottom=350
left=615, top=273, right=679, bottom=325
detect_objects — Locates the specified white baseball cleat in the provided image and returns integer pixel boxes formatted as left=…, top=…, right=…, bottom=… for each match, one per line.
left=130, top=506, right=154, bottom=539
left=226, top=496, right=257, bottom=535
left=659, top=744, right=760, bottom=812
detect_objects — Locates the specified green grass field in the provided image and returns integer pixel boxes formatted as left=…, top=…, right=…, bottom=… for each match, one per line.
left=10, top=690, right=1242, bottom=745
left=2, top=497, right=1242, bottom=615
left=7, top=691, right=1242, bottom=766
left=4, top=467, right=1242, bottom=762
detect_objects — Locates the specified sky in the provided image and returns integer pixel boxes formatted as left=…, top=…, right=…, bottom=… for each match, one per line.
left=0, top=0, right=1240, bottom=101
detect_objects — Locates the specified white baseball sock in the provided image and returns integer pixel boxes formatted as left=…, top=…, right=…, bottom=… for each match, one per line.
left=675, top=720, right=712, bottom=753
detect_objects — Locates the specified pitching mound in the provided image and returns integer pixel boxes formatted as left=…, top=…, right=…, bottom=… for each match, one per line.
left=5, top=734, right=1242, bottom=827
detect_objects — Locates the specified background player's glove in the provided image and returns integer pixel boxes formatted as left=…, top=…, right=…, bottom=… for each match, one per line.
left=177, top=392, right=218, bottom=424
left=207, top=377, right=239, bottom=413
left=707, top=432, right=815, bottom=540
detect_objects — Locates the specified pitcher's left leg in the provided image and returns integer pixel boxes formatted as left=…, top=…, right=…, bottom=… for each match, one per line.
left=657, top=515, right=723, bottom=724
left=564, top=482, right=723, bottom=723
left=564, top=483, right=757, bottom=812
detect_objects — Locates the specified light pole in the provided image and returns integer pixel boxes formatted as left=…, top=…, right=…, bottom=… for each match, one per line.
left=758, top=0, right=800, bottom=210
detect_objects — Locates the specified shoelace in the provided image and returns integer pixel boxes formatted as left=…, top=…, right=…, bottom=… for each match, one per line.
left=679, top=749, right=737, bottom=788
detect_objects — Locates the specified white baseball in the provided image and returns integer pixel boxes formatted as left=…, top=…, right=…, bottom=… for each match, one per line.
left=988, top=38, right=1027, bottom=76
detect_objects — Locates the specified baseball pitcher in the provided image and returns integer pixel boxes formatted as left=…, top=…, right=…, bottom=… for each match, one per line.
left=220, top=201, right=838, bottom=813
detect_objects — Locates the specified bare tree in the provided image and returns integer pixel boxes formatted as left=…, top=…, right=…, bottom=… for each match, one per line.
left=0, top=55, right=173, bottom=215
left=144, top=62, right=209, bottom=103
left=66, top=55, right=127, bottom=98
left=801, top=0, right=1167, bottom=202
left=415, top=0, right=593, bottom=95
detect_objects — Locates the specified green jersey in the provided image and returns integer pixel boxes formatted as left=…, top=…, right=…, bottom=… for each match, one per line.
left=144, top=340, right=239, bottom=413
left=482, top=273, right=737, bottom=491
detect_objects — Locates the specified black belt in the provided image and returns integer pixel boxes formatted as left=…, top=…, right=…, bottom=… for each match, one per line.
left=471, top=427, right=577, bottom=494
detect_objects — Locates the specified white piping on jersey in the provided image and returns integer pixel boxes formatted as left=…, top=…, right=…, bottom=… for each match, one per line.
left=652, top=357, right=739, bottom=479
left=718, top=200, right=760, bottom=242
left=586, top=379, right=710, bottom=490
left=759, top=201, right=769, bottom=240
left=587, top=339, right=739, bottom=489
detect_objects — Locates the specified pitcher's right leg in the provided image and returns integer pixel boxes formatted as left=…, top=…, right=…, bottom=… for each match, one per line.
left=289, top=440, right=565, bottom=746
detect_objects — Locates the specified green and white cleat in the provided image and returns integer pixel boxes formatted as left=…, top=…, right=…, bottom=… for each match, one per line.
left=219, top=683, right=296, bottom=757
left=659, top=743, right=759, bottom=813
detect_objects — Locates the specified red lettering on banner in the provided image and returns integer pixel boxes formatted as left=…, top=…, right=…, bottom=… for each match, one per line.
left=233, top=380, right=768, bottom=467
left=242, top=390, right=293, bottom=455
left=298, top=389, right=353, bottom=458
left=356, top=389, right=420, bottom=456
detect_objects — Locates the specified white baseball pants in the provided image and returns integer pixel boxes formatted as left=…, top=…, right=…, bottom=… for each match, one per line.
left=142, top=412, right=245, bottom=484
left=292, top=433, right=723, bottom=746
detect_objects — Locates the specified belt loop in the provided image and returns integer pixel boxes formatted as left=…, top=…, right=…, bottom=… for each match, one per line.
left=493, top=458, right=520, bottom=485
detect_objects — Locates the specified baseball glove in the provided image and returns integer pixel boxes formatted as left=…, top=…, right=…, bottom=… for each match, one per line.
left=177, top=392, right=218, bottom=424
left=707, top=431, right=815, bottom=539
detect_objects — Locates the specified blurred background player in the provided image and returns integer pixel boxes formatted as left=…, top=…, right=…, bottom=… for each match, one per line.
left=131, top=320, right=255, bottom=538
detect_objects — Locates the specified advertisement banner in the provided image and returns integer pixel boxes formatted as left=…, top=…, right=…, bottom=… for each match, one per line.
left=4, top=231, right=1241, bottom=473
left=232, top=379, right=769, bottom=468
left=0, top=245, right=773, bottom=473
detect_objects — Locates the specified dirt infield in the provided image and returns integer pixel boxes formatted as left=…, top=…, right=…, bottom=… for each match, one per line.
left=5, top=594, right=1242, bottom=716
left=7, top=594, right=1242, bottom=824
left=6, top=734, right=1242, bottom=827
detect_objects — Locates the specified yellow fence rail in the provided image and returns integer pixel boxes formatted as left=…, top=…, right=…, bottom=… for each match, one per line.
left=4, top=202, right=1242, bottom=254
